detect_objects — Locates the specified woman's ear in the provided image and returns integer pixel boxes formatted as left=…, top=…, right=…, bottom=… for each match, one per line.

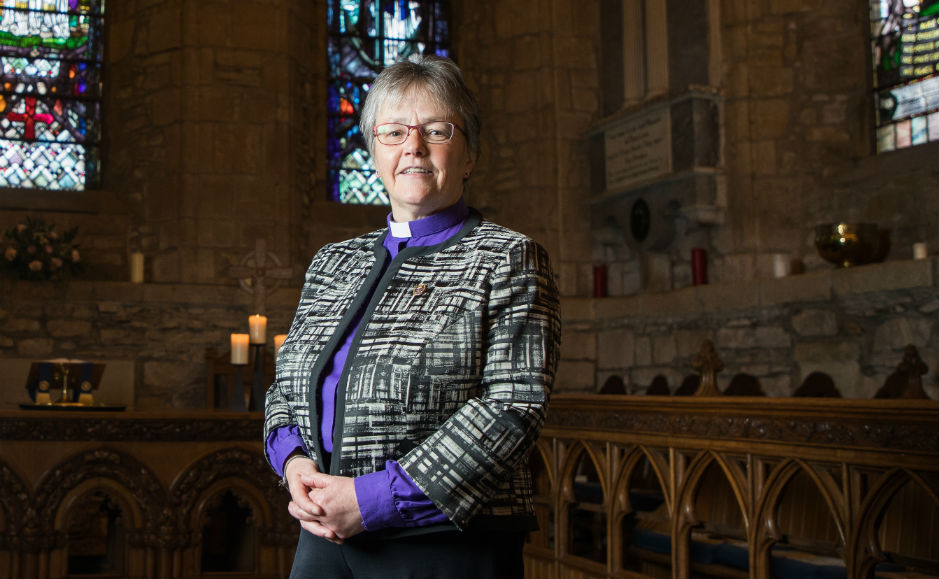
left=463, top=153, right=477, bottom=180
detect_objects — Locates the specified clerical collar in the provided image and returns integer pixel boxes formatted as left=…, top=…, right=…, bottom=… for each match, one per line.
left=386, top=198, right=469, bottom=240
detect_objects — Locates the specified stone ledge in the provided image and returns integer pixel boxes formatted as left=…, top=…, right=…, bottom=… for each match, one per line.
left=564, top=257, right=937, bottom=321
left=0, top=278, right=302, bottom=308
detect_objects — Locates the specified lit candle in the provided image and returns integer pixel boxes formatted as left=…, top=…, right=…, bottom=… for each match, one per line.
left=274, top=334, right=287, bottom=354
left=248, top=314, right=267, bottom=344
left=230, top=333, right=249, bottom=365
left=130, top=252, right=144, bottom=283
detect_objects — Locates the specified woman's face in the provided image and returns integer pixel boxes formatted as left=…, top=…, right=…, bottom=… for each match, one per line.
left=373, top=89, right=476, bottom=222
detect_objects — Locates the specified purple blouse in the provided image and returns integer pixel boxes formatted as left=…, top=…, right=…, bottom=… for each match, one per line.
left=266, top=199, right=469, bottom=530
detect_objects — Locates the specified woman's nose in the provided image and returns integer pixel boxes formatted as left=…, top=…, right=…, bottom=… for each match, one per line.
left=402, top=128, right=428, bottom=154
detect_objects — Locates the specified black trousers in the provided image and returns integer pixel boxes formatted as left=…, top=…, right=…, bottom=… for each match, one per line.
left=289, top=528, right=526, bottom=579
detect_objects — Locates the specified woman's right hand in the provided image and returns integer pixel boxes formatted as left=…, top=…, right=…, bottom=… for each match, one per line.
left=284, top=456, right=328, bottom=531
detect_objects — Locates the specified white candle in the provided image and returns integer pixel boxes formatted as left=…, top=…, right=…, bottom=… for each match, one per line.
left=772, top=253, right=790, bottom=278
left=130, top=252, right=144, bottom=283
left=913, top=242, right=928, bottom=260
left=274, top=334, right=287, bottom=354
left=230, top=333, right=249, bottom=365
left=248, top=314, right=267, bottom=344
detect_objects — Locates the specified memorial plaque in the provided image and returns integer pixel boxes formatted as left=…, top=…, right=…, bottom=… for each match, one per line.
left=604, top=107, right=672, bottom=192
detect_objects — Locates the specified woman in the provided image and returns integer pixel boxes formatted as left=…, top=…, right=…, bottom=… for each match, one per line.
left=264, top=54, right=561, bottom=579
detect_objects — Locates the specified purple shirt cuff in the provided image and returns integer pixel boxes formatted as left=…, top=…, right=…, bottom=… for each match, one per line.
left=354, top=460, right=450, bottom=531
left=268, top=430, right=449, bottom=531
left=265, top=425, right=308, bottom=477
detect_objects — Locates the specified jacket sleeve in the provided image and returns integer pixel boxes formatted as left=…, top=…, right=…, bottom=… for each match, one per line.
left=397, top=238, right=561, bottom=528
left=262, top=249, right=334, bottom=471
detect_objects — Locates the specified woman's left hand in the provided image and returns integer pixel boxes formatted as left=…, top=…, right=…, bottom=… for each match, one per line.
left=300, top=471, right=365, bottom=543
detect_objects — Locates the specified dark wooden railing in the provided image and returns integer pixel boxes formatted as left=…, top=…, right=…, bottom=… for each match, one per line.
left=525, top=346, right=938, bottom=579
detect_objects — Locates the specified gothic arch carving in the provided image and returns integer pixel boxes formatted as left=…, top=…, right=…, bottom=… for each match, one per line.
left=557, top=440, right=608, bottom=562
left=750, top=458, right=846, bottom=578
left=754, top=458, right=846, bottom=544
left=187, top=477, right=272, bottom=533
left=558, top=440, right=607, bottom=505
left=676, top=450, right=749, bottom=532
left=850, top=467, right=939, bottom=578
left=170, top=447, right=293, bottom=547
left=53, top=477, right=146, bottom=531
left=32, top=448, right=165, bottom=553
left=529, top=440, right=555, bottom=500
left=0, top=460, right=30, bottom=550
left=612, top=445, right=670, bottom=518
left=672, top=450, right=750, bottom=577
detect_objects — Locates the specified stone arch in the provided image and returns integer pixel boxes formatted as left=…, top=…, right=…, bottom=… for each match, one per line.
left=850, top=468, right=939, bottom=578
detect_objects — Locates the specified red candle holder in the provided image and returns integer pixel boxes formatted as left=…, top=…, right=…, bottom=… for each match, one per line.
left=691, top=248, right=708, bottom=285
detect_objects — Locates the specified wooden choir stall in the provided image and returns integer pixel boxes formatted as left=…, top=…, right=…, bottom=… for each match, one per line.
left=523, top=343, right=939, bottom=579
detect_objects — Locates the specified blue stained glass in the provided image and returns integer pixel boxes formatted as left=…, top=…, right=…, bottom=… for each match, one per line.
left=327, top=0, right=450, bottom=205
left=0, top=0, right=104, bottom=190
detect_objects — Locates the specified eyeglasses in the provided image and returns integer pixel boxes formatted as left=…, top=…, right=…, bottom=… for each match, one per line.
left=373, top=121, right=466, bottom=145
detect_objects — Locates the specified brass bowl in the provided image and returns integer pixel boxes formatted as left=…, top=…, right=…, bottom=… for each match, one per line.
left=814, top=222, right=880, bottom=267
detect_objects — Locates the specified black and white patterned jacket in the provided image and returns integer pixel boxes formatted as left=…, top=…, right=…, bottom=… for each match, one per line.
left=263, top=210, right=561, bottom=533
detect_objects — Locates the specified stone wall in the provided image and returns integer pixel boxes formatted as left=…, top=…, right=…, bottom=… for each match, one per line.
left=586, top=0, right=939, bottom=298
left=452, top=0, right=601, bottom=289
left=1, top=0, right=936, bottom=407
left=558, top=258, right=938, bottom=399
left=0, top=278, right=300, bottom=409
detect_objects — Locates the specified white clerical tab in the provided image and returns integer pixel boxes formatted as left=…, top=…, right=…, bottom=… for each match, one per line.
left=389, top=220, right=412, bottom=238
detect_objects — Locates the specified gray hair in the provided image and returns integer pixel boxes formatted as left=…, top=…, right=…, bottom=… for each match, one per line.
left=359, top=54, right=480, bottom=162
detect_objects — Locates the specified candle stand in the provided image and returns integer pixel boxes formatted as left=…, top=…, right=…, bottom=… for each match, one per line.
left=205, top=345, right=275, bottom=412
left=229, top=344, right=270, bottom=411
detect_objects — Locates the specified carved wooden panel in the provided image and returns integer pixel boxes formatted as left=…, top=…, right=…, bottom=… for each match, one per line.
left=525, top=396, right=939, bottom=579
left=0, top=411, right=295, bottom=578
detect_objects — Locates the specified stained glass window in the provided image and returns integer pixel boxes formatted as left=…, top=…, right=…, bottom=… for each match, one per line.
left=327, top=0, right=449, bottom=205
left=870, top=0, right=939, bottom=153
left=0, top=0, right=103, bottom=191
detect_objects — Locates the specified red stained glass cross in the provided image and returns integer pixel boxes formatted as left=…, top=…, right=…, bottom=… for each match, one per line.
left=6, top=97, right=54, bottom=141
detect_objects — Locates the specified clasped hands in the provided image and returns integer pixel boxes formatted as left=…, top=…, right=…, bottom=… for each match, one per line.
left=284, top=456, right=364, bottom=544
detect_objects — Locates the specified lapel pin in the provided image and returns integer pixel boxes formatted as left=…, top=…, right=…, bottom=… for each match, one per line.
left=413, top=282, right=427, bottom=296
